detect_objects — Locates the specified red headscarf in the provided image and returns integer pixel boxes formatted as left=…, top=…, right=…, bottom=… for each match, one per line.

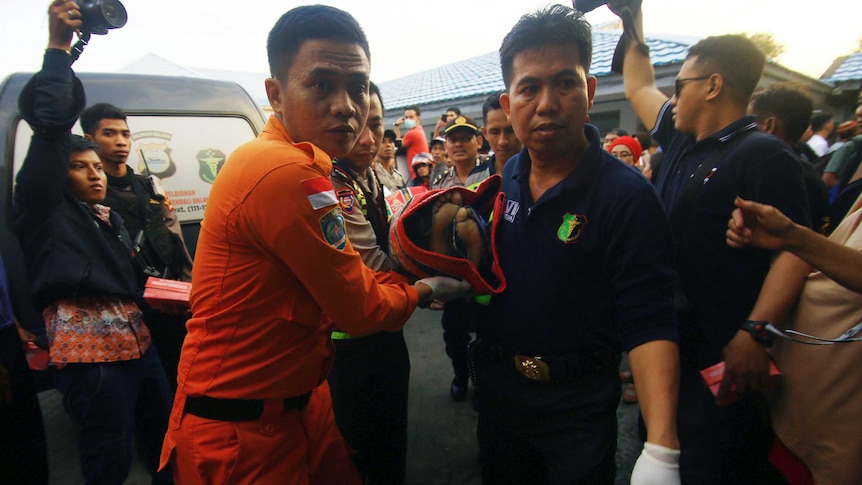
left=608, top=136, right=643, bottom=163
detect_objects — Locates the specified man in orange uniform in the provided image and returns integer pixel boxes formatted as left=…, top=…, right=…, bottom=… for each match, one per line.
left=160, top=6, right=469, bottom=484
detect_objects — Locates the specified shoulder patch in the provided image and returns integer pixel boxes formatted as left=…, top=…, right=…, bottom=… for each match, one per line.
left=319, top=207, right=347, bottom=250
left=335, top=187, right=357, bottom=215
left=302, top=177, right=337, bottom=210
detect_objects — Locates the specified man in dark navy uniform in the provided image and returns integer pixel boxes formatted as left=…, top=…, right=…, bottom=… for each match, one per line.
left=473, top=6, right=681, bottom=484
left=619, top=3, right=810, bottom=483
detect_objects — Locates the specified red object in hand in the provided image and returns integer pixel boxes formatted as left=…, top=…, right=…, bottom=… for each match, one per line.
left=143, top=277, right=191, bottom=311
left=700, top=360, right=782, bottom=406
left=24, top=341, right=48, bottom=371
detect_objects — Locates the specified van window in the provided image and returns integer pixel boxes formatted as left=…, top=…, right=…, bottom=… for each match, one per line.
left=12, top=115, right=258, bottom=223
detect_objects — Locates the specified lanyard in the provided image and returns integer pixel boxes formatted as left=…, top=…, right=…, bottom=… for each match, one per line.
left=766, top=321, right=862, bottom=345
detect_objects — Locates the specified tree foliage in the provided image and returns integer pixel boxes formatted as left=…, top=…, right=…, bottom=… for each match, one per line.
left=738, top=32, right=785, bottom=60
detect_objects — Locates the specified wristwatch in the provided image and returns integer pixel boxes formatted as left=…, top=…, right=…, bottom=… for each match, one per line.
left=741, top=320, right=774, bottom=347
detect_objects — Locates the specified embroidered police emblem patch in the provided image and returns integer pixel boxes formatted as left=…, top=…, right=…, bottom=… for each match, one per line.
left=335, top=188, right=357, bottom=215
left=557, top=213, right=587, bottom=243
left=320, top=207, right=347, bottom=250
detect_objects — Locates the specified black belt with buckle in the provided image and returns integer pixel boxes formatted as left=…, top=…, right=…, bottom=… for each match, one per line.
left=184, top=393, right=311, bottom=422
left=478, top=340, right=616, bottom=384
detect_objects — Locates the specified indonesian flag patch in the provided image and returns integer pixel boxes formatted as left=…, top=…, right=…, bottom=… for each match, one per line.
left=302, top=177, right=338, bottom=210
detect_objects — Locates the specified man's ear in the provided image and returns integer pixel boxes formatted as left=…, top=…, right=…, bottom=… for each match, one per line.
left=705, top=74, right=724, bottom=101
left=84, top=133, right=94, bottom=141
left=763, top=116, right=777, bottom=135
left=586, top=75, right=597, bottom=110
left=500, top=92, right=511, bottom=116
left=264, top=78, right=283, bottom=113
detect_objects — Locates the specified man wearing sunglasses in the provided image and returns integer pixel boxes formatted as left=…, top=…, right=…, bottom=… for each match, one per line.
left=618, top=3, right=810, bottom=484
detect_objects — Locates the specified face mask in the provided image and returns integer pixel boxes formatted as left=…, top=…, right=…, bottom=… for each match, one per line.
left=402, top=119, right=416, bottom=130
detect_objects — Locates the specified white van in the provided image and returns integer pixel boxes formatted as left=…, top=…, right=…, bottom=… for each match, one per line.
left=1, top=71, right=268, bottom=257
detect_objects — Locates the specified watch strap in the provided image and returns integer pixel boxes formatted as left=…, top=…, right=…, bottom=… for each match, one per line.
left=742, top=320, right=774, bottom=347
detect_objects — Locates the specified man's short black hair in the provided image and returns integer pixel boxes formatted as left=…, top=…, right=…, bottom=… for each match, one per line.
left=446, top=107, right=461, bottom=115
left=687, top=35, right=765, bottom=107
left=370, top=81, right=383, bottom=115
left=499, top=5, right=592, bottom=90
left=606, top=128, right=629, bottom=137
left=80, top=103, right=127, bottom=135
left=267, top=5, right=370, bottom=81
left=749, top=82, right=813, bottom=144
left=405, top=105, right=421, bottom=116
left=429, top=138, right=444, bottom=148
left=634, top=131, right=654, bottom=153
left=810, top=111, right=834, bottom=133
left=482, top=91, right=505, bottom=123
left=70, top=134, right=100, bottom=154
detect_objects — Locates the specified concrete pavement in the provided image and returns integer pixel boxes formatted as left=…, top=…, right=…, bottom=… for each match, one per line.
left=41, top=307, right=641, bottom=484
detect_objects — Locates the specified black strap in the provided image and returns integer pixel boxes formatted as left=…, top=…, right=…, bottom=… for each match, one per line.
left=611, top=0, right=645, bottom=74
left=184, top=393, right=311, bottom=422
left=669, top=129, right=755, bottom=238
left=837, top=137, right=862, bottom=190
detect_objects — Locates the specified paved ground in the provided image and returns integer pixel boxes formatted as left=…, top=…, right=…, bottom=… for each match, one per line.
left=41, top=308, right=641, bottom=484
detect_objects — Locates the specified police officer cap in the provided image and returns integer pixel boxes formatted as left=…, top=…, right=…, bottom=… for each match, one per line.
left=443, top=115, right=480, bottom=136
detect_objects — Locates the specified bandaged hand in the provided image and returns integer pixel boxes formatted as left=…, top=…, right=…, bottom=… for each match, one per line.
left=630, top=442, right=680, bottom=485
left=416, top=276, right=472, bottom=303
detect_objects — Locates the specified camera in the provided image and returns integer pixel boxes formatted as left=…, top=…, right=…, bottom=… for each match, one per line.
left=79, top=0, right=128, bottom=35
left=572, top=0, right=639, bottom=13
left=573, top=0, right=609, bottom=12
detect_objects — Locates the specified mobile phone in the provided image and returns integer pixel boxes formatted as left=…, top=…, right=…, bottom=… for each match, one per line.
left=441, top=114, right=447, bottom=122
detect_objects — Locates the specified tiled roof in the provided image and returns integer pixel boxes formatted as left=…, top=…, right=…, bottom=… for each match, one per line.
left=379, top=31, right=694, bottom=110
left=820, top=53, right=862, bottom=84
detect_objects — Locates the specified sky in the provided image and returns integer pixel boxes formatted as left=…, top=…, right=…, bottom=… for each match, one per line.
left=1, top=0, right=859, bottom=84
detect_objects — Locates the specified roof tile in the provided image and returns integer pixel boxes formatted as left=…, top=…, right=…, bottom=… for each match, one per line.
left=380, top=31, right=693, bottom=109
left=821, top=53, right=862, bottom=84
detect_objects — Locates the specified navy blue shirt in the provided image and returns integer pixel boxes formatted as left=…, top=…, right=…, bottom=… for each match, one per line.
left=486, top=124, right=678, bottom=356
left=0, top=256, right=13, bottom=331
left=651, top=101, right=811, bottom=368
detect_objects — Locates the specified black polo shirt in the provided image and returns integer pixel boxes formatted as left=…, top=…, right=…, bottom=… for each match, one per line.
left=651, top=101, right=811, bottom=368
left=485, top=124, right=678, bottom=357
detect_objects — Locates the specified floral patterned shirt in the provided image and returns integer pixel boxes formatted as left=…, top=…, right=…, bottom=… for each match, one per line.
left=43, top=296, right=151, bottom=367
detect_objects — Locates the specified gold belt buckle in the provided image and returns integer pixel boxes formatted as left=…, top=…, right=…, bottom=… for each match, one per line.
left=513, top=355, right=550, bottom=383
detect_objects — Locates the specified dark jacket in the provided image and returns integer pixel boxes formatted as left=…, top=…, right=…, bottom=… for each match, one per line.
left=104, top=169, right=193, bottom=283
left=11, top=49, right=139, bottom=309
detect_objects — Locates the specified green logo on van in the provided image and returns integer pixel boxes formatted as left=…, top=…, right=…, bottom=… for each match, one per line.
left=197, top=149, right=226, bottom=184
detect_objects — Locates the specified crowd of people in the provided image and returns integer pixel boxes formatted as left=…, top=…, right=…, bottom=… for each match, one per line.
left=2, top=1, right=862, bottom=484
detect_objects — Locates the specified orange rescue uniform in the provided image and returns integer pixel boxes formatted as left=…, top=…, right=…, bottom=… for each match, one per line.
left=160, top=116, right=419, bottom=484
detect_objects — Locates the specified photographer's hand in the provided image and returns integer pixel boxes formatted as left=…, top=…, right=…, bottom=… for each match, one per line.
left=47, top=0, right=82, bottom=51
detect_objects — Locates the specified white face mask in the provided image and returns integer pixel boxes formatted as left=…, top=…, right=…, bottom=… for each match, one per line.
left=402, top=119, right=416, bottom=130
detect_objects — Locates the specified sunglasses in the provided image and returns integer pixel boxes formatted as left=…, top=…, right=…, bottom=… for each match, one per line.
left=674, top=75, right=712, bottom=98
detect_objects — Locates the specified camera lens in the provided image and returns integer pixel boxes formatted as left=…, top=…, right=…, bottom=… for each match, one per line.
left=100, top=0, right=128, bottom=28
left=80, top=0, right=127, bottom=34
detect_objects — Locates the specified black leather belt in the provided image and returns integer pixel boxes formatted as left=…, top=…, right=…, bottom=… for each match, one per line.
left=184, top=393, right=311, bottom=422
left=477, top=339, right=617, bottom=384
